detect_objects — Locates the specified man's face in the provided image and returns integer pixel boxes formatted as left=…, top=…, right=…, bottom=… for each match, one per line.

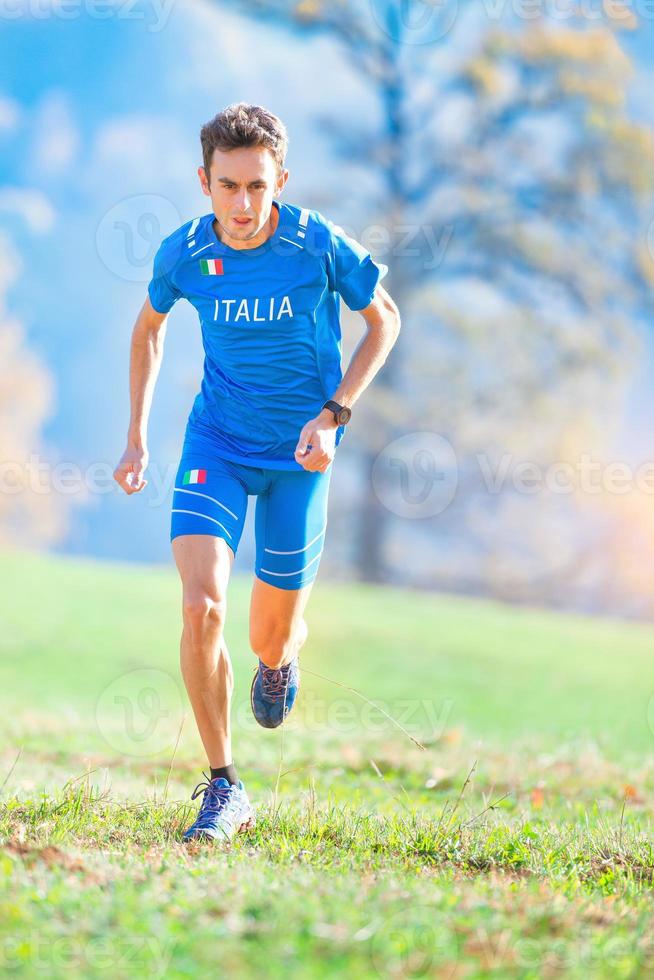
left=198, top=145, right=288, bottom=244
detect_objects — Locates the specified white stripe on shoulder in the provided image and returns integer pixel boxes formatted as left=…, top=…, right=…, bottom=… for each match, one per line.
left=187, top=217, right=201, bottom=239
left=279, top=236, right=303, bottom=250
left=191, top=242, right=213, bottom=257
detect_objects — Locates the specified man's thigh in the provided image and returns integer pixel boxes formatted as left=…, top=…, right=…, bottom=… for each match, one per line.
left=170, top=452, right=251, bottom=597
left=170, top=453, right=251, bottom=562
left=172, top=533, right=234, bottom=600
left=253, top=466, right=332, bottom=590
left=249, top=465, right=332, bottom=637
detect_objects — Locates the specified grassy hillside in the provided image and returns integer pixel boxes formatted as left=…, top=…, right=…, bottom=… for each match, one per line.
left=0, top=549, right=652, bottom=978
left=2, top=548, right=653, bottom=752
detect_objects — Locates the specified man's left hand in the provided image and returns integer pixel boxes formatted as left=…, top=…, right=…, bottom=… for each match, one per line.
left=294, top=411, right=338, bottom=472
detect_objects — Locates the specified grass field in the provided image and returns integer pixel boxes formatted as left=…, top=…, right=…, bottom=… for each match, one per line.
left=0, top=548, right=653, bottom=978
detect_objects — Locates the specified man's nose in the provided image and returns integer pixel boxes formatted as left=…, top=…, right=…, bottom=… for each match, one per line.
left=235, top=189, right=251, bottom=212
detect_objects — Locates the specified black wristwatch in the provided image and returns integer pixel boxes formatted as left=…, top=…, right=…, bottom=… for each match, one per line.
left=322, top=399, right=352, bottom=425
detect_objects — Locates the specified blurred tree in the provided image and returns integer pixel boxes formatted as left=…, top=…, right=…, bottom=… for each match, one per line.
left=0, top=234, right=70, bottom=548
left=213, top=2, right=654, bottom=597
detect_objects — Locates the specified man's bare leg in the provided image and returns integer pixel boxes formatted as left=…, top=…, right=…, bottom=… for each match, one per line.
left=247, top=576, right=314, bottom=728
left=249, top=576, right=315, bottom=669
left=172, top=533, right=234, bottom=768
left=173, top=533, right=255, bottom=842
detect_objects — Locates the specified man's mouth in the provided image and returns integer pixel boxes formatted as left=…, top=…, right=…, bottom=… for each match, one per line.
left=232, top=217, right=252, bottom=225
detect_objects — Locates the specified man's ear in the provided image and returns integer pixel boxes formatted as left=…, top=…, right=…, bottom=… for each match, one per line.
left=198, top=166, right=211, bottom=196
left=276, top=168, right=289, bottom=195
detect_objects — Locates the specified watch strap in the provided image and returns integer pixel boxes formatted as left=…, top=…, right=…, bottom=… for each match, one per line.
left=322, top=399, right=351, bottom=425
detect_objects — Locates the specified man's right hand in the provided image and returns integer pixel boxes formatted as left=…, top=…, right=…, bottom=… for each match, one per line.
left=113, top=445, right=149, bottom=495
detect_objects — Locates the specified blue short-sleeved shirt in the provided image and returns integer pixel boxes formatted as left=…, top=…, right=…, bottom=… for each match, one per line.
left=147, top=200, right=389, bottom=470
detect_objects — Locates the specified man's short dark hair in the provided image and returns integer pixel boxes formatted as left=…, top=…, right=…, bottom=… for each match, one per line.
left=200, top=103, right=288, bottom=182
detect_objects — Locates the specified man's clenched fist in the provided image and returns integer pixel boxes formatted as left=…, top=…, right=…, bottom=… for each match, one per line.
left=114, top=445, right=149, bottom=494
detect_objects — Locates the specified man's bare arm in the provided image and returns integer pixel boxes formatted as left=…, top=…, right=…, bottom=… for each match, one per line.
left=294, top=282, right=401, bottom=471
left=113, top=296, right=169, bottom=495
left=327, top=281, right=401, bottom=413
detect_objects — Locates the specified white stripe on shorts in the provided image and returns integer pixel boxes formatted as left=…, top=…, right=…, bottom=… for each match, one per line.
left=171, top=509, right=232, bottom=539
left=259, top=551, right=322, bottom=577
left=174, top=486, right=238, bottom=520
left=263, top=526, right=326, bottom=556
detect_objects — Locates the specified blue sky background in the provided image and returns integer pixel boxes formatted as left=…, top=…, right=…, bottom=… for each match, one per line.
left=0, top=0, right=380, bottom=566
left=1, top=1, right=654, bottom=569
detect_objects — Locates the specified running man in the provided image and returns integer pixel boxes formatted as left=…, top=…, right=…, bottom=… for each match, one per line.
left=113, top=103, right=401, bottom=843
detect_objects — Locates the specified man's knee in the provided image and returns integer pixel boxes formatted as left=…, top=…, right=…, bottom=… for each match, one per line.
left=182, top=591, right=227, bottom=635
left=250, top=617, right=308, bottom=668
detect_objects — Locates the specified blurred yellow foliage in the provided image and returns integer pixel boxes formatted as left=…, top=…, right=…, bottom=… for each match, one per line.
left=0, top=236, right=70, bottom=548
left=493, top=27, right=631, bottom=75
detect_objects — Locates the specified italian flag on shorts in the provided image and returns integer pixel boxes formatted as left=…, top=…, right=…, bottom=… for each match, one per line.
left=183, top=469, right=207, bottom=485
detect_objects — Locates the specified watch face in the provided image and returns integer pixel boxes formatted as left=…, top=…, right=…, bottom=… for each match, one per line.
left=338, top=408, right=352, bottom=424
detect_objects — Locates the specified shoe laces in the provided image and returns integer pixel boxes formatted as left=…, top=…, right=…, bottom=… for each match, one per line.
left=190, top=774, right=238, bottom=827
left=260, top=661, right=295, bottom=702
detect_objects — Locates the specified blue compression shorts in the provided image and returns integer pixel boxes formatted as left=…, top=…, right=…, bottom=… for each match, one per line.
left=170, top=428, right=332, bottom=591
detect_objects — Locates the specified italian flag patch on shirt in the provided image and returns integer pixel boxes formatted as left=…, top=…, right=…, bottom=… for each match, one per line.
left=183, top=469, right=207, bottom=485
left=200, top=258, right=223, bottom=275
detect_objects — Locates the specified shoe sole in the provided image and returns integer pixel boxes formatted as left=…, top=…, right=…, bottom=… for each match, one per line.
left=183, top=812, right=256, bottom=844
left=250, top=669, right=299, bottom=729
left=250, top=671, right=282, bottom=729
